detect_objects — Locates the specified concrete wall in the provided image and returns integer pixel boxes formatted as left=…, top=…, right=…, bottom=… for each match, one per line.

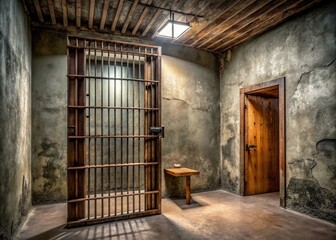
left=31, top=31, right=67, bottom=204
left=219, top=1, right=336, bottom=223
left=0, top=0, right=32, bottom=239
left=161, top=44, right=220, bottom=197
left=31, top=30, right=220, bottom=203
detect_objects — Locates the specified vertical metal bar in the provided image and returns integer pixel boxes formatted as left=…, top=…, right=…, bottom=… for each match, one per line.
left=150, top=49, right=154, bottom=209
left=94, top=40, right=97, bottom=219
left=138, top=47, right=141, bottom=212
left=144, top=48, right=148, bottom=211
left=132, top=46, right=135, bottom=213
left=120, top=44, right=124, bottom=215
left=114, top=43, right=117, bottom=216
left=101, top=41, right=104, bottom=218
left=75, top=38, right=79, bottom=217
left=126, top=47, right=130, bottom=214
left=152, top=50, right=156, bottom=209
left=87, top=40, right=91, bottom=220
left=107, top=42, right=111, bottom=217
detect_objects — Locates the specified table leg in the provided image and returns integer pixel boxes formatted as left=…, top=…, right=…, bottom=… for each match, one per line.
left=186, top=176, right=191, bottom=205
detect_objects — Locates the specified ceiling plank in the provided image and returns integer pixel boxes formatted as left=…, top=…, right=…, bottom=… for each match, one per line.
left=178, top=0, right=239, bottom=44
left=218, top=0, right=322, bottom=52
left=197, top=0, right=273, bottom=48
left=76, top=0, right=81, bottom=28
left=122, top=0, right=139, bottom=33
left=33, top=0, right=44, bottom=23
left=88, top=0, right=95, bottom=29
left=188, top=0, right=258, bottom=47
left=47, top=0, right=56, bottom=25
left=132, top=0, right=154, bottom=35
left=142, top=0, right=168, bottom=37
left=208, top=0, right=295, bottom=51
left=100, top=0, right=110, bottom=30
left=61, top=0, right=68, bottom=26
left=111, top=0, right=125, bottom=32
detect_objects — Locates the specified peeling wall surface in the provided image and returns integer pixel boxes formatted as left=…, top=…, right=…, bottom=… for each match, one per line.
left=0, top=0, right=32, bottom=239
left=31, top=31, right=220, bottom=202
left=219, top=1, right=336, bottom=223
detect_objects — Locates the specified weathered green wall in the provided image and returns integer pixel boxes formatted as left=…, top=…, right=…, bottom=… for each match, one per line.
left=220, top=1, right=336, bottom=223
left=31, top=30, right=220, bottom=203
left=0, top=0, right=32, bottom=239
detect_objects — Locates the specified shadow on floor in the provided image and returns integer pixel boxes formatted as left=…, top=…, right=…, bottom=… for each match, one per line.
left=170, top=197, right=207, bottom=210
left=24, top=216, right=181, bottom=240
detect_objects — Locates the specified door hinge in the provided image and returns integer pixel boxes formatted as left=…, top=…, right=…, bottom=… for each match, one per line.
left=244, top=104, right=247, bottom=110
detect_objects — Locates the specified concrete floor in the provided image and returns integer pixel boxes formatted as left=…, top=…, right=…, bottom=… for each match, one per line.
left=16, top=190, right=336, bottom=240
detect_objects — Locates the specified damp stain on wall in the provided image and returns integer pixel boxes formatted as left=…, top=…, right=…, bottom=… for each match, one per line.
left=287, top=139, right=336, bottom=223
left=32, top=138, right=67, bottom=204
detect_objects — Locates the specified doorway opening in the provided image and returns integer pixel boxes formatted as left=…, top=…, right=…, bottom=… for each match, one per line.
left=67, top=36, right=162, bottom=227
left=240, top=78, right=285, bottom=207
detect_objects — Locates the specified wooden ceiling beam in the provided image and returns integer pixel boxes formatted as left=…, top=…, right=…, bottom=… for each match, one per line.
left=100, top=0, right=110, bottom=30
left=33, top=0, right=44, bottom=23
left=76, top=0, right=81, bottom=28
left=88, top=0, right=95, bottom=29
left=141, top=0, right=168, bottom=37
left=189, top=0, right=257, bottom=47
left=132, top=0, right=153, bottom=35
left=178, top=0, right=239, bottom=44
left=217, top=0, right=321, bottom=52
left=208, top=0, right=295, bottom=51
left=112, top=0, right=125, bottom=32
left=47, top=0, right=56, bottom=25
left=122, top=0, right=139, bottom=33
left=61, top=0, right=68, bottom=26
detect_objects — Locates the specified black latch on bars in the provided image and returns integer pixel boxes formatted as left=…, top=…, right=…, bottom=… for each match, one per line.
left=150, top=126, right=165, bottom=138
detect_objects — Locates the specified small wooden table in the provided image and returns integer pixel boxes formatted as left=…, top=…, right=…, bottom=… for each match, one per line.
left=164, top=167, right=200, bottom=205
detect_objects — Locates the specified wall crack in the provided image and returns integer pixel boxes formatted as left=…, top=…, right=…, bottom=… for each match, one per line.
left=296, top=58, right=336, bottom=87
left=163, top=97, right=211, bottom=112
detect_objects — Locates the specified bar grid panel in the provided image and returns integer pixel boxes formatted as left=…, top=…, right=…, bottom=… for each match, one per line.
left=67, top=36, right=161, bottom=227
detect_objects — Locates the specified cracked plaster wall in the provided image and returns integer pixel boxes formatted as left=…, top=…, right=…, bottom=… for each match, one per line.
left=219, top=1, right=336, bottom=223
left=31, top=30, right=220, bottom=203
left=0, top=0, right=32, bottom=239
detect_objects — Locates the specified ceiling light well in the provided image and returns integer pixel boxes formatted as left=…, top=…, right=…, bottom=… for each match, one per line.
left=157, top=12, right=190, bottom=39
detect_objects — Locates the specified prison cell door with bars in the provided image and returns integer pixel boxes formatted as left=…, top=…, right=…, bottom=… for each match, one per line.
left=67, top=36, right=162, bottom=227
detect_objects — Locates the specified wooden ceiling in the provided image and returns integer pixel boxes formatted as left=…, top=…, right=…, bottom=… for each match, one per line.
left=22, top=0, right=322, bottom=53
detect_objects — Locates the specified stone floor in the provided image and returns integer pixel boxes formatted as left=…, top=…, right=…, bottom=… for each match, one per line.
left=16, top=190, right=336, bottom=240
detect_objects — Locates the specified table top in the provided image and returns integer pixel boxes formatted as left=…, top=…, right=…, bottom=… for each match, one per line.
left=164, top=167, right=200, bottom=177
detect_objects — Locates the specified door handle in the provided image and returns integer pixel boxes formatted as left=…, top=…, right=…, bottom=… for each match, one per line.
left=245, top=144, right=257, bottom=151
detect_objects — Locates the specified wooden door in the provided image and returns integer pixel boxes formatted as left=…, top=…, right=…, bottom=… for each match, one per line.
left=244, top=94, right=279, bottom=195
left=67, top=36, right=162, bottom=227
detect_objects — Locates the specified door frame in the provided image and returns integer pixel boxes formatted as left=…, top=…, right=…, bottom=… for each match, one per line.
left=239, top=77, right=286, bottom=208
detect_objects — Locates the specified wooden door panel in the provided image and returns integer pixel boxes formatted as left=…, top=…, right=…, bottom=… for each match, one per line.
left=245, top=95, right=279, bottom=195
